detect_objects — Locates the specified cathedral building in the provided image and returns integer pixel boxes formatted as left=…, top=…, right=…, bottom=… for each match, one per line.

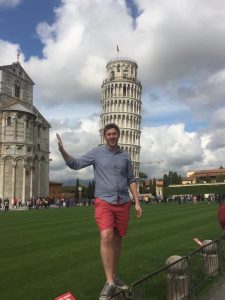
left=0, top=61, right=50, bottom=204
left=100, top=57, right=142, bottom=178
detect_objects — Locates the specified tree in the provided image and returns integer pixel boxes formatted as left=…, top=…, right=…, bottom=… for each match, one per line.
left=87, top=181, right=92, bottom=199
left=91, top=180, right=95, bottom=198
left=178, top=175, right=182, bottom=184
left=195, top=177, right=200, bottom=183
left=149, top=179, right=153, bottom=194
left=163, top=174, right=169, bottom=187
left=74, top=178, right=80, bottom=198
left=139, top=171, right=148, bottom=179
left=205, top=175, right=211, bottom=183
left=173, top=172, right=179, bottom=184
left=216, top=174, right=225, bottom=183
left=152, top=178, right=156, bottom=196
left=164, top=171, right=183, bottom=185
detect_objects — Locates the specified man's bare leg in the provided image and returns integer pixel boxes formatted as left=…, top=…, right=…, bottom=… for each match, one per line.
left=113, top=229, right=122, bottom=276
left=100, top=228, right=122, bottom=284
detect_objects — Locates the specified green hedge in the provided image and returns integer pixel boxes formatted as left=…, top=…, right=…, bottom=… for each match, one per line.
left=164, top=184, right=225, bottom=196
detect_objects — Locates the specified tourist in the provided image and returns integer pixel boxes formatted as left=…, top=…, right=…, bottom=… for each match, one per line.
left=57, top=123, right=142, bottom=300
left=4, top=198, right=9, bottom=212
left=12, top=196, right=17, bottom=208
left=18, top=197, right=22, bottom=207
left=218, top=195, right=225, bottom=234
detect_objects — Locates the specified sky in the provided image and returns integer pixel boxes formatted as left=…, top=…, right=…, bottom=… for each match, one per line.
left=1, top=0, right=225, bottom=183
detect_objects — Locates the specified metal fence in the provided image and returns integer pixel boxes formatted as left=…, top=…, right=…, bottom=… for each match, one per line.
left=110, top=239, right=224, bottom=300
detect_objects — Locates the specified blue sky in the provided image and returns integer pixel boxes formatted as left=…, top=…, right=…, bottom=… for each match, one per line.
left=0, top=0, right=60, bottom=58
left=0, top=0, right=137, bottom=58
left=1, top=0, right=225, bottom=182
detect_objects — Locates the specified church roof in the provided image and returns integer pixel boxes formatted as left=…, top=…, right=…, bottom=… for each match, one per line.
left=2, top=102, right=36, bottom=116
left=0, top=62, right=34, bottom=85
left=0, top=62, right=50, bottom=127
left=0, top=97, right=50, bottom=127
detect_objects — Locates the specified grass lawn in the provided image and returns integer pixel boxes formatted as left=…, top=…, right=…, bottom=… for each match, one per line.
left=0, top=203, right=221, bottom=300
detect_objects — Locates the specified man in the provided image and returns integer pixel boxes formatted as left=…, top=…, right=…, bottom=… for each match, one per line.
left=218, top=195, right=225, bottom=232
left=57, top=123, right=142, bottom=300
left=218, top=195, right=225, bottom=261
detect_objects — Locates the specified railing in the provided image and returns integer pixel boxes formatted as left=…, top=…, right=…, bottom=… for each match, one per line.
left=110, top=240, right=224, bottom=300
left=189, top=240, right=221, bottom=296
left=107, top=57, right=137, bottom=65
left=102, top=77, right=141, bottom=85
left=129, top=256, right=190, bottom=300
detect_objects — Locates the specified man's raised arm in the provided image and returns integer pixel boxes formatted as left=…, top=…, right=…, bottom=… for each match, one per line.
left=56, top=133, right=72, bottom=163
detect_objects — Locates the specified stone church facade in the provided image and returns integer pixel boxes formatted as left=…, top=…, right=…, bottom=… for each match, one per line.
left=0, top=61, right=50, bottom=204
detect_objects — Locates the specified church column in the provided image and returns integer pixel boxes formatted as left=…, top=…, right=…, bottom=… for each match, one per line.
left=30, top=164, right=33, bottom=199
left=12, top=161, right=16, bottom=200
left=24, top=117, right=27, bottom=142
left=22, top=163, right=26, bottom=204
left=38, top=160, right=41, bottom=197
left=0, top=162, right=4, bottom=198
left=46, top=160, right=49, bottom=197
left=13, top=116, right=17, bottom=140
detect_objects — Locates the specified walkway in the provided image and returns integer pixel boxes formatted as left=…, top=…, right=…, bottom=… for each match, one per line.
left=199, top=274, right=225, bottom=300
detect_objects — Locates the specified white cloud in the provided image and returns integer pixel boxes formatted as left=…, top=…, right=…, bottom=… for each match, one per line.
left=1, top=0, right=225, bottom=181
left=140, top=124, right=203, bottom=177
left=0, top=0, right=21, bottom=7
left=0, top=40, right=21, bottom=65
left=4, top=0, right=225, bottom=113
left=49, top=115, right=100, bottom=182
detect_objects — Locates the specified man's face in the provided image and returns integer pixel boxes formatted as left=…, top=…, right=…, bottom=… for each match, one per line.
left=104, top=128, right=119, bottom=149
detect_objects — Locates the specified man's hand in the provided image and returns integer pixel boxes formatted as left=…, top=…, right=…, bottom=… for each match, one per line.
left=56, top=133, right=72, bottom=162
left=135, top=202, right=142, bottom=218
left=56, top=133, right=63, bottom=152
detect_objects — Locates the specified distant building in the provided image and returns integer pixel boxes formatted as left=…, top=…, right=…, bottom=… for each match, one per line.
left=49, top=181, right=62, bottom=199
left=156, top=180, right=163, bottom=198
left=140, top=178, right=164, bottom=198
left=0, top=61, right=50, bottom=203
left=182, top=166, right=225, bottom=184
left=142, top=167, right=225, bottom=198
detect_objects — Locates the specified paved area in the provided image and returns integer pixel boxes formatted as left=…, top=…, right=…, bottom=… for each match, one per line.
left=198, top=275, right=225, bottom=300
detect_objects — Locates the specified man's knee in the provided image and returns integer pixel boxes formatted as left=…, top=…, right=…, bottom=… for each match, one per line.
left=101, top=229, right=114, bottom=245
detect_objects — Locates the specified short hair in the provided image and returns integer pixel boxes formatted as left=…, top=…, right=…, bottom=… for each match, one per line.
left=103, top=123, right=120, bottom=136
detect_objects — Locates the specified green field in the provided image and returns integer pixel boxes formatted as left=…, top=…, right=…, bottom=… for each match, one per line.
left=0, top=203, right=221, bottom=300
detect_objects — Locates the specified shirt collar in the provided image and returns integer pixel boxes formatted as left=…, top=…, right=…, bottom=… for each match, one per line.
left=105, top=144, right=123, bottom=154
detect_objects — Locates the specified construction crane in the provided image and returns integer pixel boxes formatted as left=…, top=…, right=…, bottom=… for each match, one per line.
left=141, top=160, right=164, bottom=165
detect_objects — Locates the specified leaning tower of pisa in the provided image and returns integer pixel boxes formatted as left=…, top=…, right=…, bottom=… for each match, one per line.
left=100, top=57, right=142, bottom=179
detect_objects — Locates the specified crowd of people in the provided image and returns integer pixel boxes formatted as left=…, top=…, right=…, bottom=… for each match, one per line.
left=139, top=193, right=225, bottom=204
left=1, top=193, right=225, bottom=212
left=0, top=195, right=96, bottom=211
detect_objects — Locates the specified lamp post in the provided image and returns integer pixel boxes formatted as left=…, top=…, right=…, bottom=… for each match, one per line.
left=78, top=186, right=82, bottom=206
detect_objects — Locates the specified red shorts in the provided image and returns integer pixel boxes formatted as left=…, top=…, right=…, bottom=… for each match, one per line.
left=94, top=198, right=131, bottom=237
